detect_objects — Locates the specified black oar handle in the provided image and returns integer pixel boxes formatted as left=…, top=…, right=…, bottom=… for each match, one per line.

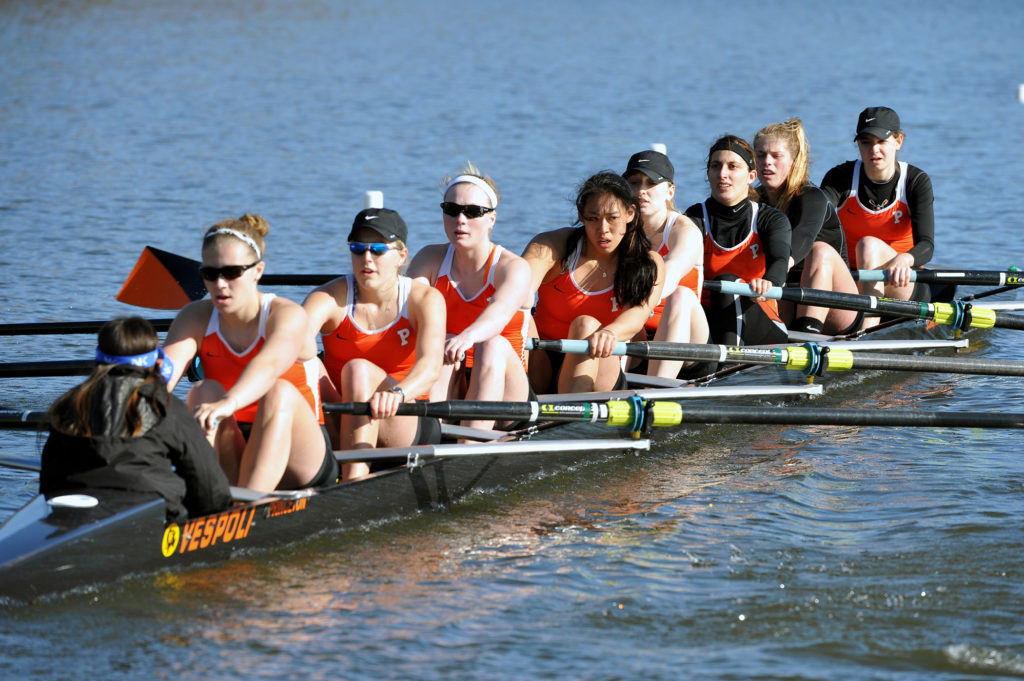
left=323, top=400, right=606, bottom=423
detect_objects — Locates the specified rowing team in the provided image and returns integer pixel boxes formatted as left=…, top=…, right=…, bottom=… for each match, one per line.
left=39, top=106, right=933, bottom=512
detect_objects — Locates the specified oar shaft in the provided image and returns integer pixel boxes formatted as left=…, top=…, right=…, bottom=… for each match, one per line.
left=530, top=339, right=1024, bottom=377
left=705, top=280, right=1024, bottom=331
left=0, top=410, right=47, bottom=428
left=324, top=400, right=609, bottom=423
left=0, top=319, right=174, bottom=336
left=0, top=360, right=94, bottom=378
left=672, top=405, right=1024, bottom=429
left=854, top=269, right=1024, bottom=286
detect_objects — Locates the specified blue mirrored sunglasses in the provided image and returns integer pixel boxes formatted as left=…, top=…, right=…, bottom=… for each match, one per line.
left=348, top=242, right=397, bottom=256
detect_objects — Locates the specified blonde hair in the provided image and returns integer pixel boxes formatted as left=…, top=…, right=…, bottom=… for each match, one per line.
left=202, top=213, right=269, bottom=258
left=753, top=118, right=810, bottom=213
left=441, top=161, right=502, bottom=206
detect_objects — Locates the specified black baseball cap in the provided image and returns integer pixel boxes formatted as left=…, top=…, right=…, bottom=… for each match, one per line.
left=856, top=107, right=901, bottom=140
left=347, top=208, right=408, bottom=243
left=624, top=150, right=674, bottom=184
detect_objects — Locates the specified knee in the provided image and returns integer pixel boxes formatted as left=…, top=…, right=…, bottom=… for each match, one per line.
left=473, top=336, right=508, bottom=366
left=187, top=379, right=226, bottom=409
left=259, top=379, right=301, bottom=414
left=339, top=358, right=376, bottom=389
left=567, top=315, right=602, bottom=339
left=856, top=236, right=885, bottom=263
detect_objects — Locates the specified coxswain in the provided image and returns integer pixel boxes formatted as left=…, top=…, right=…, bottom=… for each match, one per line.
left=41, top=317, right=232, bottom=521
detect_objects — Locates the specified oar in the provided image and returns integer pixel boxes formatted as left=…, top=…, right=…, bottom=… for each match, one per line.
left=324, top=399, right=1024, bottom=431
left=0, top=410, right=46, bottom=429
left=117, top=246, right=336, bottom=309
left=853, top=267, right=1023, bottom=287
left=704, top=279, right=1024, bottom=332
left=0, top=360, right=94, bottom=378
left=0, top=319, right=174, bottom=336
left=528, top=338, right=1024, bottom=378
left=0, top=459, right=40, bottom=473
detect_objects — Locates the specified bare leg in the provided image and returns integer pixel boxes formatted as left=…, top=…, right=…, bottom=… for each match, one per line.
left=338, top=358, right=420, bottom=480
left=558, top=315, right=622, bottom=393
left=796, top=242, right=861, bottom=333
left=648, top=287, right=709, bottom=379
left=856, top=237, right=914, bottom=329
left=187, top=379, right=244, bottom=484
left=239, top=380, right=326, bottom=492
left=463, top=336, right=530, bottom=431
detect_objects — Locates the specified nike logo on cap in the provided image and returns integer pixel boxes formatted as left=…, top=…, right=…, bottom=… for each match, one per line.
left=365, top=215, right=379, bottom=220
left=639, top=159, right=650, bottom=163
left=865, top=117, right=876, bottom=122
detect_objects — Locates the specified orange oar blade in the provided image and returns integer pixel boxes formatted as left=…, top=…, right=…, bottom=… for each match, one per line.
left=117, top=247, right=205, bottom=309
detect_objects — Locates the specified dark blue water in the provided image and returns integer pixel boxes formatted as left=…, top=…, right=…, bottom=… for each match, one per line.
left=3, top=1, right=1024, bottom=678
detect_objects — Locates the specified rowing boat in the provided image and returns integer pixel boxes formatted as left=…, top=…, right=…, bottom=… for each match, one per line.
left=0, top=281, right=1007, bottom=604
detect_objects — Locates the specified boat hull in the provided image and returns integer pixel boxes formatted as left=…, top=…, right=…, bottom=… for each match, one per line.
left=0, top=436, right=645, bottom=603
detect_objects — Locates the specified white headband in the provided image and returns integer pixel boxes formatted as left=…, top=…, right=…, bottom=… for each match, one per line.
left=205, top=228, right=262, bottom=260
left=444, top=175, right=499, bottom=208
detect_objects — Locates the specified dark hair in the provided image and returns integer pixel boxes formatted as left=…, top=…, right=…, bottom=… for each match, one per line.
left=47, top=317, right=169, bottom=437
left=707, top=135, right=760, bottom=202
left=564, top=172, right=656, bottom=308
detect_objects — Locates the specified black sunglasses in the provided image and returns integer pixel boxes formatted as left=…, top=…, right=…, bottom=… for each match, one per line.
left=348, top=242, right=398, bottom=256
left=199, top=260, right=262, bottom=282
left=440, top=202, right=495, bottom=219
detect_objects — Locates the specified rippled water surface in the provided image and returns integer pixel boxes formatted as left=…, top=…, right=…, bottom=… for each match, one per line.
left=3, top=1, right=1024, bottom=679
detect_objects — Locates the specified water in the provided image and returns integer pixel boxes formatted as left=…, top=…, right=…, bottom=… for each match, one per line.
left=3, top=0, right=1024, bottom=678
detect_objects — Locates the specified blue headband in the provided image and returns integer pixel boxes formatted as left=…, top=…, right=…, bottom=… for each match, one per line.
left=95, top=347, right=174, bottom=384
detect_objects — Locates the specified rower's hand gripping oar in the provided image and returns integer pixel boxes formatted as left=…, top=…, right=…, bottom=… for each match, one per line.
left=704, top=279, right=1024, bottom=333
left=526, top=338, right=1024, bottom=379
left=853, top=266, right=1023, bottom=287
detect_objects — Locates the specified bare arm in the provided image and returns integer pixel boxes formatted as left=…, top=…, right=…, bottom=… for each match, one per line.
left=443, top=252, right=532, bottom=364
left=369, top=283, right=446, bottom=418
left=588, top=251, right=666, bottom=357
left=406, top=243, right=447, bottom=287
left=192, top=299, right=310, bottom=431
left=161, top=300, right=212, bottom=391
left=658, top=215, right=703, bottom=299
left=521, top=228, right=571, bottom=295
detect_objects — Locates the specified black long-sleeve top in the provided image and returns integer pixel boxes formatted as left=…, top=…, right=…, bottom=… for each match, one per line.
left=685, top=197, right=792, bottom=287
left=820, top=160, right=934, bottom=266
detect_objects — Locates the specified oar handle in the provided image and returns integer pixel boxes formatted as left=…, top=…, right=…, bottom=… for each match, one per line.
left=854, top=268, right=1024, bottom=286
left=703, top=280, right=783, bottom=300
left=527, top=338, right=629, bottom=356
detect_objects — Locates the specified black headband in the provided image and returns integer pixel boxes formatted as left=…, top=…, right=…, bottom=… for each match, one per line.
left=709, top=138, right=755, bottom=170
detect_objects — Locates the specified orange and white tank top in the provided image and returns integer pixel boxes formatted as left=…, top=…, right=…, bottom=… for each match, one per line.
left=703, top=201, right=765, bottom=283
left=534, top=240, right=621, bottom=341
left=838, top=160, right=914, bottom=268
left=645, top=211, right=704, bottom=333
left=199, top=293, right=322, bottom=424
left=321, top=274, right=417, bottom=383
left=435, top=244, right=529, bottom=369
